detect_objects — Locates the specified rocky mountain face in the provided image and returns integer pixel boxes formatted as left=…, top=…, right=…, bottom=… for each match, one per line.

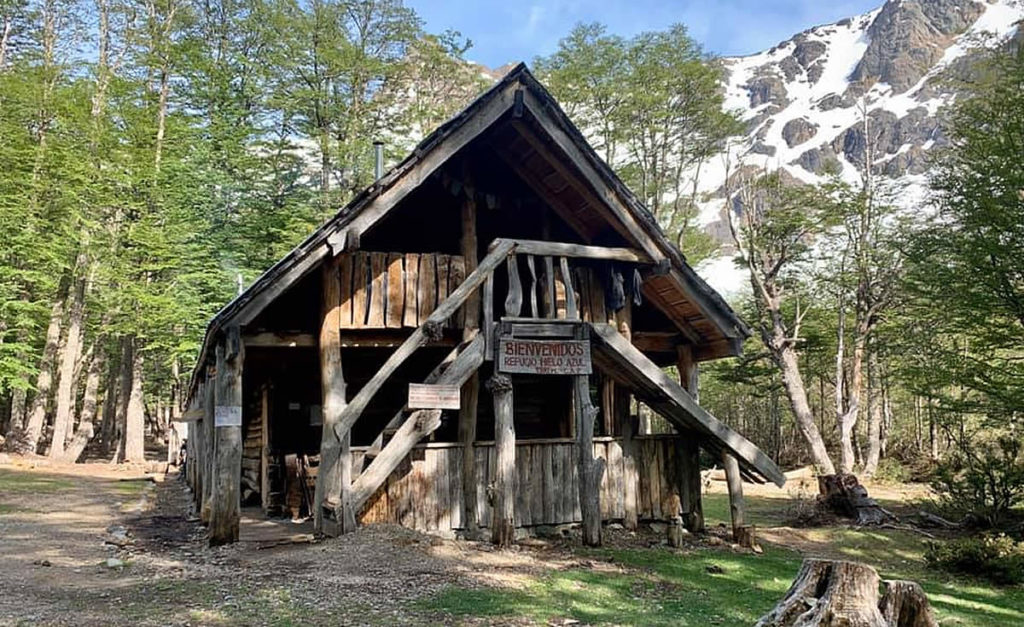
left=694, top=0, right=1023, bottom=293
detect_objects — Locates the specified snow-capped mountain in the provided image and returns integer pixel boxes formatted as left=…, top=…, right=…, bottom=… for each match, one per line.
left=694, top=0, right=1023, bottom=295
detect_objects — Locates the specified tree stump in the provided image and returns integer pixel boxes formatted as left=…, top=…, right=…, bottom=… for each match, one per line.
left=756, top=559, right=937, bottom=627
left=819, top=474, right=897, bottom=526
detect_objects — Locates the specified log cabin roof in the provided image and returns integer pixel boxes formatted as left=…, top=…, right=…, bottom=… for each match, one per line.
left=185, top=63, right=750, bottom=404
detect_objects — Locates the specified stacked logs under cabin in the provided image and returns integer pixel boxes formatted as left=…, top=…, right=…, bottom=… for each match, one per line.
left=178, top=64, right=786, bottom=548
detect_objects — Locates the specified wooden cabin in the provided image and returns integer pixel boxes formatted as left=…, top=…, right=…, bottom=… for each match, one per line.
left=181, top=64, right=784, bottom=547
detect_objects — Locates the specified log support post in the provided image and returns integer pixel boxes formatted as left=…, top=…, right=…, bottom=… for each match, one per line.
left=678, top=437, right=705, bottom=533
left=676, top=344, right=705, bottom=532
left=210, top=327, right=243, bottom=546
left=200, top=369, right=216, bottom=522
left=488, top=373, right=515, bottom=546
left=459, top=171, right=481, bottom=538
left=574, top=325, right=603, bottom=547
left=316, top=257, right=354, bottom=536
left=722, top=450, right=750, bottom=545
left=613, top=303, right=639, bottom=530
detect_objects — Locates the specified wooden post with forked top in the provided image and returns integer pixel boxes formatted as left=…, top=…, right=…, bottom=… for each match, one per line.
left=489, top=373, right=515, bottom=547
left=210, top=326, right=243, bottom=546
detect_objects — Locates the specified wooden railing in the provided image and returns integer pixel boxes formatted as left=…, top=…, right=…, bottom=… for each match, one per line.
left=330, top=238, right=650, bottom=512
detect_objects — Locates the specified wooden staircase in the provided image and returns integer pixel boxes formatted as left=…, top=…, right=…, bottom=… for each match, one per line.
left=588, top=322, right=785, bottom=486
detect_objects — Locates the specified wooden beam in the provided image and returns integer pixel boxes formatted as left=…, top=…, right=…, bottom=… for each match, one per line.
left=512, top=239, right=650, bottom=263
left=210, top=327, right=243, bottom=546
left=589, top=323, right=785, bottom=486
left=330, top=239, right=516, bottom=449
left=314, top=257, right=353, bottom=536
left=722, top=450, right=746, bottom=540
left=574, top=365, right=603, bottom=547
left=200, top=369, right=216, bottom=523
left=678, top=436, right=705, bottom=532
left=338, top=83, right=518, bottom=240
left=631, top=332, right=683, bottom=354
left=349, top=334, right=485, bottom=511
left=243, top=332, right=316, bottom=348
left=489, top=373, right=515, bottom=546
left=618, top=385, right=639, bottom=531
left=514, top=99, right=745, bottom=342
left=259, top=385, right=271, bottom=514
left=459, top=175, right=481, bottom=537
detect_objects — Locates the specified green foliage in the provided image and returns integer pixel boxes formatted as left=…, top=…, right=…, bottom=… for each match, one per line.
left=931, top=435, right=1024, bottom=527
left=926, top=534, right=1024, bottom=586
left=535, top=23, right=739, bottom=264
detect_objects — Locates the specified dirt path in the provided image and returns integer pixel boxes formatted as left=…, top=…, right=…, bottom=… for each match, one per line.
left=0, top=459, right=631, bottom=626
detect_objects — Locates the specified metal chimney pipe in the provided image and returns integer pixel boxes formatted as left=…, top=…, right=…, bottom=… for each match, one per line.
left=373, top=141, right=384, bottom=180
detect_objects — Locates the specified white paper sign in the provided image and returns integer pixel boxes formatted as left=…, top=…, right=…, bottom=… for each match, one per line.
left=408, top=383, right=461, bottom=410
left=215, top=405, right=242, bottom=427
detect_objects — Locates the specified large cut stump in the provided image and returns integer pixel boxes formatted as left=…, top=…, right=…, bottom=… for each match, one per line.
left=819, top=474, right=897, bottom=525
left=756, top=559, right=937, bottom=627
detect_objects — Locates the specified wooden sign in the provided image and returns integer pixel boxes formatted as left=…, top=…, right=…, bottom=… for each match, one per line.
left=497, top=338, right=592, bottom=375
left=214, top=405, right=242, bottom=427
left=408, top=383, right=461, bottom=410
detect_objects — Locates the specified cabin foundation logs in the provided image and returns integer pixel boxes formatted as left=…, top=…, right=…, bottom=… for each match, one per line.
left=755, top=559, right=937, bottom=627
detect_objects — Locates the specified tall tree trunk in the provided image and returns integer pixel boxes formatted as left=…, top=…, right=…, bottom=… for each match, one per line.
left=838, top=326, right=866, bottom=473
left=864, top=350, right=883, bottom=476
left=61, top=348, right=103, bottom=462
left=18, top=281, right=68, bottom=453
left=772, top=328, right=836, bottom=475
left=123, top=340, right=145, bottom=463
left=100, top=342, right=122, bottom=452
left=49, top=253, right=88, bottom=458
left=112, top=336, right=133, bottom=461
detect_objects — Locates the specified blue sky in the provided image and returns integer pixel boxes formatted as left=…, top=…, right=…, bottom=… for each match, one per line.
left=406, top=0, right=881, bottom=67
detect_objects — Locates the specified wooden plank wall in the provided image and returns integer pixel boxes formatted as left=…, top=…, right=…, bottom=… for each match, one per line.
left=542, top=264, right=613, bottom=324
left=356, top=435, right=682, bottom=532
left=338, top=251, right=466, bottom=330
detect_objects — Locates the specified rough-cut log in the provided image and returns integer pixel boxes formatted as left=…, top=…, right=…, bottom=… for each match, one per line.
left=210, top=328, right=243, bottom=546
left=756, top=559, right=937, bottom=627
left=489, top=373, right=515, bottom=546
left=574, top=366, right=604, bottom=547
left=819, top=474, right=898, bottom=526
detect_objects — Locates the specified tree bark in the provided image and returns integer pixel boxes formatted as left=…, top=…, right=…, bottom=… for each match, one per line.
left=49, top=255, right=88, bottom=458
left=61, top=348, right=103, bottom=463
left=574, top=372, right=603, bottom=547
left=314, top=257, right=351, bottom=535
left=17, top=282, right=68, bottom=453
left=210, top=330, right=243, bottom=545
left=488, top=374, right=515, bottom=547
left=864, top=350, right=883, bottom=476
left=123, top=339, right=146, bottom=463
left=756, top=559, right=936, bottom=627
left=773, top=334, right=836, bottom=475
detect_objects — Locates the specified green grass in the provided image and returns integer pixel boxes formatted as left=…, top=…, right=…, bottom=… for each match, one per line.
left=424, top=494, right=1024, bottom=626
left=0, top=469, right=76, bottom=493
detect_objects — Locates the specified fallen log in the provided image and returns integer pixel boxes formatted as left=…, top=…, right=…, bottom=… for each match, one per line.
left=755, top=558, right=937, bottom=627
left=819, top=473, right=898, bottom=526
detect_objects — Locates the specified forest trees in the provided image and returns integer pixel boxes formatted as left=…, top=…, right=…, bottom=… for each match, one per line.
left=535, top=23, right=739, bottom=265
left=897, top=44, right=1024, bottom=522
left=0, top=0, right=487, bottom=461
left=727, top=172, right=838, bottom=475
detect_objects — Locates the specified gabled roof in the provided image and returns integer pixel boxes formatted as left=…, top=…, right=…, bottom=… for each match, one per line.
left=186, top=64, right=749, bottom=403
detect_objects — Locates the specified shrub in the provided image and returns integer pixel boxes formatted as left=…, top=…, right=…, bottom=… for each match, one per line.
left=925, top=534, right=1024, bottom=586
left=930, top=435, right=1024, bottom=527
left=872, top=458, right=912, bottom=484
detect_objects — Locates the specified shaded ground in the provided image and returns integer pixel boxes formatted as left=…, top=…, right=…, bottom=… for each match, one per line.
left=1, top=457, right=1022, bottom=626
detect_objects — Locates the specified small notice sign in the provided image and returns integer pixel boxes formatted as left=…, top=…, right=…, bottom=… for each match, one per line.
left=497, top=338, right=592, bottom=375
left=408, top=383, right=461, bottom=410
left=215, top=405, right=242, bottom=427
